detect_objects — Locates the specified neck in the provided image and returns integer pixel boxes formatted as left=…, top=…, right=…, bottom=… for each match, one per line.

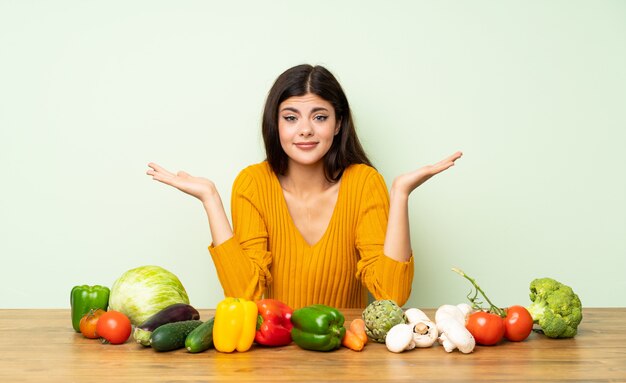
left=280, top=161, right=333, bottom=196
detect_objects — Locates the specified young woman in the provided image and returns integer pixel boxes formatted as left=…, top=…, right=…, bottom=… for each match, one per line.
left=147, top=64, right=462, bottom=309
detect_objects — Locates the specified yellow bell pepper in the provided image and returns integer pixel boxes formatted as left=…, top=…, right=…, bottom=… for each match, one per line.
left=213, top=297, right=258, bottom=353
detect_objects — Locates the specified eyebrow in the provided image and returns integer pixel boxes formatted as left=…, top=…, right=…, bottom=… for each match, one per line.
left=280, top=106, right=330, bottom=113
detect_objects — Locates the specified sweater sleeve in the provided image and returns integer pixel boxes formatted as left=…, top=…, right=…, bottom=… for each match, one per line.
left=355, top=170, right=414, bottom=306
left=208, top=169, right=272, bottom=300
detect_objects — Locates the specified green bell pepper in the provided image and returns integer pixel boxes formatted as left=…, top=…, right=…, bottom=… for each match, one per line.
left=70, top=285, right=110, bottom=332
left=290, top=304, right=346, bottom=351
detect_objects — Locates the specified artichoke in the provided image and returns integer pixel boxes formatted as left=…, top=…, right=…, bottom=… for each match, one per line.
left=362, top=300, right=407, bottom=343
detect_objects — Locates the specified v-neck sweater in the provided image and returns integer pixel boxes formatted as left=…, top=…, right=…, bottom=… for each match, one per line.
left=208, top=161, right=414, bottom=309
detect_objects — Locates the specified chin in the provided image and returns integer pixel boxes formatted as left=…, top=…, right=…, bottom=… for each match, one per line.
left=288, top=157, right=325, bottom=168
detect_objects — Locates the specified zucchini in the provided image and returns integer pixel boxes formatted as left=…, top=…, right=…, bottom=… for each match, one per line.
left=133, top=303, right=200, bottom=346
left=185, top=317, right=215, bottom=353
left=150, top=320, right=202, bottom=352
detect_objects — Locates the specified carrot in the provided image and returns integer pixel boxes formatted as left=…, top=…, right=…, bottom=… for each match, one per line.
left=349, top=318, right=368, bottom=345
left=342, top=329, right=365, bottom=351
left=342, top=319, right=368, bottom=351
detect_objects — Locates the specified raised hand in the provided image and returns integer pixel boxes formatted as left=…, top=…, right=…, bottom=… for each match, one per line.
left=384, top=151, right=463, bottom=262
left=391, top=151, right=463, bottom=197
left=146, top=163, right=217, bottom=203
left=147, top=162, right=233, bottom=244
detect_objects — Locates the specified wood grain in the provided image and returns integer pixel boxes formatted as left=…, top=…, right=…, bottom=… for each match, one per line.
left=0, top=308, right=624, bottom=382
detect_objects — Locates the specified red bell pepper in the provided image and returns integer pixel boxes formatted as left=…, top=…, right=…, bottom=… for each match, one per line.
left=255, top=299, right=294, bottom=346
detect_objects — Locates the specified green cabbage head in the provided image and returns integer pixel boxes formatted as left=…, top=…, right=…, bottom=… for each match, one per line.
left=109, top=265, right=190, bottom=325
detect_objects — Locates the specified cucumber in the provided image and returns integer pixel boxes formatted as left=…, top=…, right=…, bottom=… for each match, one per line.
left=134, top=303, right=200, bottom=346
left=185, top=317, right=215, bottom=353
left=150, top=320, right=202, bottom=352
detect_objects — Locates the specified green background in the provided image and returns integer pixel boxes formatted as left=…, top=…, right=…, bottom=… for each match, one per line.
left=1, top=1, right=624, bottom=308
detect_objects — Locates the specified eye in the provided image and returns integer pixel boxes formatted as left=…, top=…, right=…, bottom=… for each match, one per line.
left=282, top=115, right=297, bottom=122
left=314, top=115, right=328, bottom=121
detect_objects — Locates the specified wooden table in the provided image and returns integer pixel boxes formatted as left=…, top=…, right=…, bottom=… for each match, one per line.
left=1, top=308, right=624, bottom=382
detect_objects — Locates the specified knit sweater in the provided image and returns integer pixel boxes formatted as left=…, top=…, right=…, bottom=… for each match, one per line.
left=208, top=161, right=414, bottom=309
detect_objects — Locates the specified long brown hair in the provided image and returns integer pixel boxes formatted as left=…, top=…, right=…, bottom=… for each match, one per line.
left=262, top=64, right=373, bottom=182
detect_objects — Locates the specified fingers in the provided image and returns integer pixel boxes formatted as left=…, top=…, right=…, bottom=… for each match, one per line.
left=423, top=151, right=462, bottom=177
left=147, top=162, right=175, bottom=177
left=150, top=174, right=175, bottom=187
left=448, top=151, right=463, bottom=162
left=438, top=151, right=463, bottom=166
left=396, top=151, right=463, bottom=193
left=434, top=151, right=463, bottom=168
left=146, top=163, right=198, bottom=192
left=147, top=170, right=175, bottom=186
left=146, top=163, right=181, bottom=188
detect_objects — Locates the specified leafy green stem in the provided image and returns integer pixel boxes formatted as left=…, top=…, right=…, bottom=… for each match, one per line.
left=452, top=267, right=506, bottom=317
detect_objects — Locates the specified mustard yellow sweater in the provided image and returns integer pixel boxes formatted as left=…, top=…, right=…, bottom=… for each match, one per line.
left=208, top=161, right=414, bottom=309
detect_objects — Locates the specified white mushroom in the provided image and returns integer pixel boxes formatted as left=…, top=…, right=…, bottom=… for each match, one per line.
left=435, top=304, right=475, bottom=354
left=456, top=303, right=473, bottom=321
left=385, top=323, right=416, bottom=353
left=405, top=308, right=430, bottom=324
left=405, top=308, right=438, bottom=348
left=412, top=320, right=438, bottom=347
left=435, top=304, right=466, bottom=330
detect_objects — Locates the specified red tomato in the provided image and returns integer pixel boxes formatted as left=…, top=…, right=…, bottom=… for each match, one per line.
left=79, top=309, right=105, bottom=339
left=504, top=305, right=533, bottom=342
left=466, top=311, right=505, bottom=346
left=96, top=310, right=132, bottom=344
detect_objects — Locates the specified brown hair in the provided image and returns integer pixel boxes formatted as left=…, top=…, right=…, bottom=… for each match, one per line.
left=262, top=64, right=373, bottom=182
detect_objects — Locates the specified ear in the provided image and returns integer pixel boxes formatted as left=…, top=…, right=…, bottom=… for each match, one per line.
left=334, top=119, right=341, bottom=135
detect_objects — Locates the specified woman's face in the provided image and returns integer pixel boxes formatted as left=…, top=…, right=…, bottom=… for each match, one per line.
left=278, top=93, right=339, bottom=169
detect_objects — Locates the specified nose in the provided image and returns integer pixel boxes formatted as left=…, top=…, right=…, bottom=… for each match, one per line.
left=298, top=121, right=313, bottom=137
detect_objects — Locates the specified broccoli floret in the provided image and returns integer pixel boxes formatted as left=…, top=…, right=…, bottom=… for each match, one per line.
left=527, top=277, right=583, bottom=338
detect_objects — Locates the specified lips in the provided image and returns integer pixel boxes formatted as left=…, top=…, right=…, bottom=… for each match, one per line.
left=294, top=142, right=318, bottom=150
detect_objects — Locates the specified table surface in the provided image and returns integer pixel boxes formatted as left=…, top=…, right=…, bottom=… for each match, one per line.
left=1, top=308, right=625, bottom=382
